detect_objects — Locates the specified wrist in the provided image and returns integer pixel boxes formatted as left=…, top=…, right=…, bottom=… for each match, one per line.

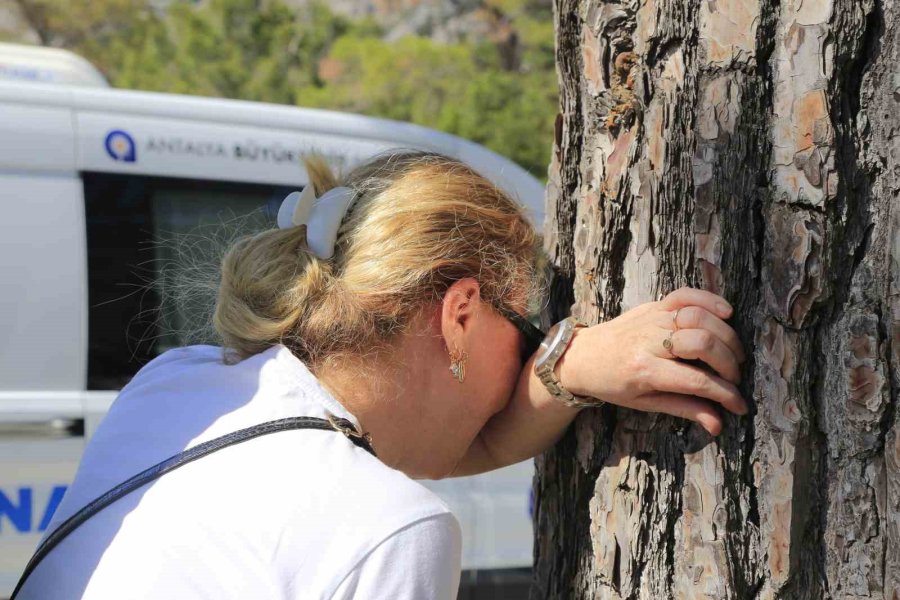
left=555, top=324, right=587, bottom=398
left=533, top=317, right=598, bottom=409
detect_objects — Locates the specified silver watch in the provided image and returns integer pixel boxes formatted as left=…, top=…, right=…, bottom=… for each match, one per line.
left=533, top=316, right=599, bottom=409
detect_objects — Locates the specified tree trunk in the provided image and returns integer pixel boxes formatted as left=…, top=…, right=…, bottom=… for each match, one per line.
left=532, top=0, right=899, bottom=598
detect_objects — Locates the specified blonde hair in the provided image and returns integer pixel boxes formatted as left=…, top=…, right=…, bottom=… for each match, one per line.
left=213, top=150, right=538, bottom=367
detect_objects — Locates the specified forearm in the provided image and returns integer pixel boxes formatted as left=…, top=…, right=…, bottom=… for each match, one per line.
left=449, top=350, right=582, bottom=477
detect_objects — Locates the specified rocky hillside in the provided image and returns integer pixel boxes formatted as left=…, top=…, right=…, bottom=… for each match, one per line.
left=2, top=0, right=549, bottom=57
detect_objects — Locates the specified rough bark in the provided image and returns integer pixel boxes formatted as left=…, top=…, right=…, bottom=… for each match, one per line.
left=532, top=0, right=899, bottom=598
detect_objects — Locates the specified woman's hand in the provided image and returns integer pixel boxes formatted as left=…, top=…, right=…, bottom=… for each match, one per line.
left=558, top=287, right=748, bottom=436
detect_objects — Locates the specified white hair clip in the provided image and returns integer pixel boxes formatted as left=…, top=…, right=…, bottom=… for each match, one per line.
left=277, top=185, right=357, bottom=259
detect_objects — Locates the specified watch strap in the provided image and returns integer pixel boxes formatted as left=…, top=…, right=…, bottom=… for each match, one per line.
left=535, top=317, right=602, bottom=409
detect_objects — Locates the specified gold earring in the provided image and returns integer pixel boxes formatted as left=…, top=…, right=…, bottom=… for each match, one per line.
left=449, top=346, right=468, bottom=383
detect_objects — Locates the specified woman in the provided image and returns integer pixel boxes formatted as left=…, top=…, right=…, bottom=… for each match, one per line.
left=18, top=151, right=746, bottom=599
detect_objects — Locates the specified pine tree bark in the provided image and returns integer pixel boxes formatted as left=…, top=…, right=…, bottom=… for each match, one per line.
left=532, top=0, right=899, bottom=598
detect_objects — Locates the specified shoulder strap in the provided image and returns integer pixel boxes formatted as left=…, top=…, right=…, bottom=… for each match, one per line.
left=11, top=415, right=374, bottom=599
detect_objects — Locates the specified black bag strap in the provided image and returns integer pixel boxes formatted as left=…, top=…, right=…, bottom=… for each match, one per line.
left=11, top=415, right=375, bottom=599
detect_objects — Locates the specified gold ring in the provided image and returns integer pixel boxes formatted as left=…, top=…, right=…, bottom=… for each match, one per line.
left=662, top=330, right=676, bottom=357
left=672, top=308, right=682, bottom=331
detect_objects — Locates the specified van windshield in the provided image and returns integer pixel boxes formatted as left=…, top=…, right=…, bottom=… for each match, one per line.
left=83, top=172, right=292, bottom=390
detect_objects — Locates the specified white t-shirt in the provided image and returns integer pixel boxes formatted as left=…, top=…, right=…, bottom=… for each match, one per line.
left=19, top=345, right=462, bottom=599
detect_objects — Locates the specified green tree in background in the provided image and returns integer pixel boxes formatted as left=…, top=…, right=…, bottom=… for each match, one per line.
left=7, top=0, right=557, bottom=178
left=304, top=34, right=557, bottom=177
left=97, top=0, right=374, bottom=104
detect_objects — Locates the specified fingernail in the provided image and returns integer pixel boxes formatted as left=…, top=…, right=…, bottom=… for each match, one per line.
left=717, top=301, right=732, bottom=315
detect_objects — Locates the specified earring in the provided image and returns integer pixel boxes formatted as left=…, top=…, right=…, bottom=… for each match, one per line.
left=449, top=346, right=468, bottom=383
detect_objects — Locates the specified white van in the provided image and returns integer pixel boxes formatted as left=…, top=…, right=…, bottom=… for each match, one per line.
left=0, top=44, right=540, bottom=597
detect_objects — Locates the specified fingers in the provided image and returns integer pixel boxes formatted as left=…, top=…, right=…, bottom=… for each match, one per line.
left=672, top=305, right=746, bottom=363
left=660, top=286, right=732, bottom=320
left=630, top=392, right=724, bottom=436
left=645, top=357, right=748, bottom=416
left=667, top=328, right=742, bottom=384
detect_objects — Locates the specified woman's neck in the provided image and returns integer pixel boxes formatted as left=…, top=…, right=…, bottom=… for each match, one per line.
left=314, top=342, right=434, bottom=476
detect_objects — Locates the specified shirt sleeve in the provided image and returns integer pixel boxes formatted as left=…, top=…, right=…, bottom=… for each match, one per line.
left=330, top=513, right=462, bottom=600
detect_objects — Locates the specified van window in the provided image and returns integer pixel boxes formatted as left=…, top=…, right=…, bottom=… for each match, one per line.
left=83, top=172, right=292, bottom=390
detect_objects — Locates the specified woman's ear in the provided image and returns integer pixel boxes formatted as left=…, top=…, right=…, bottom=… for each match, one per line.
left=440, top=278, right=482, bottom=347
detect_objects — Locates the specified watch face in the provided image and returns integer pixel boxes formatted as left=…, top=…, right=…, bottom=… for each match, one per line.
left=534, top=321, right=563, bottom=368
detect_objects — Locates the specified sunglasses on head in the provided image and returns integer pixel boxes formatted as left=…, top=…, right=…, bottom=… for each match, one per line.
left=492, top=303, right=545, bottom=362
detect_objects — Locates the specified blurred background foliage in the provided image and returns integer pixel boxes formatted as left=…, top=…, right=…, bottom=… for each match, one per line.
left=1, top=0, right=558, bottom=178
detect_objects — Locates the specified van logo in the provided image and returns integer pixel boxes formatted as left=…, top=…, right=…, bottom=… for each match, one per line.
left=105, top=129, right=137, bottom=162
left=0, top=486, right=67, bottom=534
